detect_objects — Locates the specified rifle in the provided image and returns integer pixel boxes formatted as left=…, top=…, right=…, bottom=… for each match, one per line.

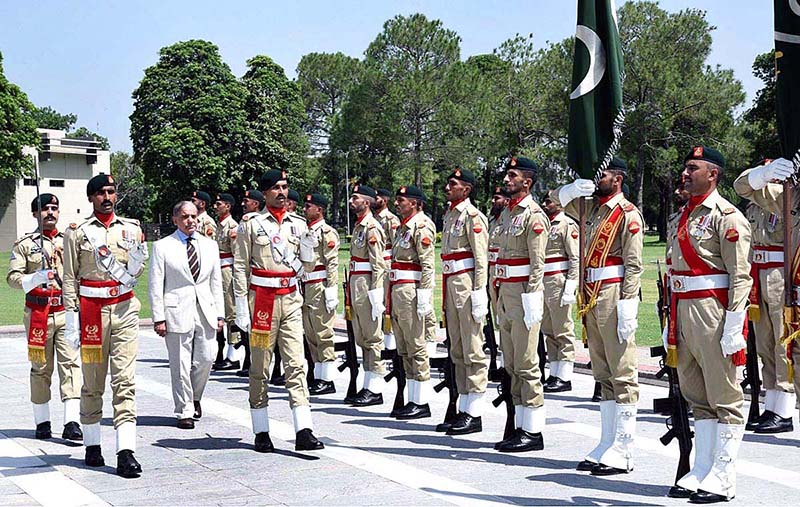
left=740, top=318, right=762, bottom=427
left=651, top=260, right=693, bottom=485
left=304, top=337, right=316, bottom=387
left=537, top=329, right=547, bottom=380
left=337, top=269, right=359, bottom=402
left=491, top=367, right=516, bottom=440
left=484, top=289, right=502, bottom=382
left=433, top=317, right=458, bottom=430
left=383, top=342, right=406, bottom=412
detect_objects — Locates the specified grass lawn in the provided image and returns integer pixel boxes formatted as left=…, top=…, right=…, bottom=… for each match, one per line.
left=0, top=235, right=665, bottom=347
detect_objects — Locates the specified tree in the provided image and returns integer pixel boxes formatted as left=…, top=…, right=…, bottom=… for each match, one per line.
left=110, top=151, right=153, bottom=221
left=67, top=126, right=110, bottom=150
left=0, top=50, right=38, bottom=180
left=28, top=105, right=76, bottom=131
left=743, top=50, right=781, bottom=163
left=130, top=39, right=250, bottom=215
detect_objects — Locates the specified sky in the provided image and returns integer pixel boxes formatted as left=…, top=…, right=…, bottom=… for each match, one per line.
left=0, top=0, right=773, bottom=153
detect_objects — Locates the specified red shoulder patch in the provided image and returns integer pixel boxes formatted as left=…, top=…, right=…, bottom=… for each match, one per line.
left=69, top=223, right=77, bottom=229
left=622, top=202, right=635, bottom=212
left=473, top=226, right=482, bottom=233
left=368, top=235, right=377, bottom=245
left=571, top=230, right=579, bottom=239
left=532, top=222, right=545, bottom=234
left=206, top=228, right=214, bottom=236
left=725, top=228, right=739, bottom=242
left=229, top=230, right=237, bottom=239
left=327, top=240, right=336, bottom=249
left=628, top=221, right=641, bottom=234
left=421, top=236, right=432, bottom=247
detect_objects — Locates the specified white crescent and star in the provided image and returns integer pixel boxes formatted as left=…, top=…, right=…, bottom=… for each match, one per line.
left=569, top=25, right=607, bottom=100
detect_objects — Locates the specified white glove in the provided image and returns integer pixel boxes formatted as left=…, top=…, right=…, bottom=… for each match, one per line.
left=521, top=291, right=544, bottom=330
left=21, top=269, right=54, bottom=293
left=558, top=179, right=596, bottom=206
left=367, top=288, right=385, bottom=321
left=235, top=296, right=251, bottom=332
left=416, top=288, right=433, bottom=319
left=299, top=232, right=316, bottom=263
left=65, top=311, right=80, bottom=350
left=747, top=158, right=795, bottom=190
left=470, top=288, right=488, bottom=323
left=616, top=299, right=639, bottom=343
left=720, top=310, right=747, bottom=356
left=324, top=285, right=339, bottom=313
left=127, top=243, right=148, bottom=276
left=560, top=278, right=578, bottom=307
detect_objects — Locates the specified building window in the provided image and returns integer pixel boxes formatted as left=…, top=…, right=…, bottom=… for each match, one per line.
left=23, top=178, right=36, bottom=186
left=49, top=179, right=65, bottom=187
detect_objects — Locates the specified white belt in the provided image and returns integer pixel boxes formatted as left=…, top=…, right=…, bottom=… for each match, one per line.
left=753, top=250, right=784, bottom=264
left=495, top=264, right=530, bottom=279
left=349, top=261, right=372, bottom=273
left=220, top=257, right=234, bottom=267
left=488, top=250, right=499, bottom=263
left=390, top=269, right=421, bottom=282
left=585, top=265, right=625, bottom=283
left=302, top=269, right=327, bottom=282
left=544, top=260, right=569, bottom=274
left=442, top=257, right=474, bottom=274
left=670, top=273, right=729, bottom=293
left=251, top=275, right=298, bottom=288
left=79, top=284, right=133, bottom=298
left=383, top=248, right=392, bottom=260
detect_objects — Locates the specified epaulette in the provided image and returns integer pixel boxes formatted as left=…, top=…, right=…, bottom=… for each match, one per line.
left=722, top=207, right=736, bottom=215
left=621, top=200, right=636, bottom=213
left=119, top=216, right=141, bottom=226
left=242, top=214, right=251, bottom=221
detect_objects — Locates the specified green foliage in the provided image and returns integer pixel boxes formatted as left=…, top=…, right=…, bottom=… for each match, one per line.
left=110, top=151, right=154, bottom=221
left=0, top=51, right=38, bottom=179
left=742, top=50, right=780, bottom=163
left=29, top=105, right=76, bottom=131
left=67, top=126, right=110, bottom=150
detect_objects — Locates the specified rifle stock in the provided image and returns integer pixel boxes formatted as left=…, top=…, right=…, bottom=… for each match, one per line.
left=491, top=368, right=516, bottom=440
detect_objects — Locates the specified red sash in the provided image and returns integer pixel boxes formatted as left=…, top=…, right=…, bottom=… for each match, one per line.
left=79, top=279, right=134, bottom=364
left=249, top=268, right=296, bottom=349
left=578, top=204, right=625, bottom=316
left=26, top=287, right=63, bottom=363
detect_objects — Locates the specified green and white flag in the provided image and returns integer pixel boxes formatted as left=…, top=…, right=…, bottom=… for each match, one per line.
left=567, top=0, right=625, bottom=180
left=775, top=0, right=800, bottom=168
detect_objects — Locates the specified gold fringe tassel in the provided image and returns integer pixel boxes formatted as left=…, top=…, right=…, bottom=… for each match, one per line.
left=383, top=314, right=392, bottom=333
left=28, top=346, right=46, bottom=364
left=345, top=305, right=352, bottom=322
left=748, top=304, right=761, bottom=323
left=250, top=330, right=272, bottom=350
left=666, top=345, right=678, bottom=369
left=81, top=346, right=103, bottom=364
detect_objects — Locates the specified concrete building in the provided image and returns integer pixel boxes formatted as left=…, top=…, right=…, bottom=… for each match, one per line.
left=0, top=129, right=109, bottom=251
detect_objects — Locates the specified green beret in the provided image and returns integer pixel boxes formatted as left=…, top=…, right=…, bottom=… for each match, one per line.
left=353, top=184, right=377, bottom=200
left=287, top=189, right=300, bottom=203
left=609, top=156, right=628, bottom=173
left=192, top=190, right=211, bottom=206
left=216, top=193, right=235, bottom=205
left=31, top=193, right=58, bottom=212
left=304, top=193, right=329, bottom=208
left=447, top=167, right=476, bottom=186
left=244, top=189, right=265, bottom=205
left=684, top=146, right=725, bottom=168
left=260, top=169, right=287, bottom=191
left=377, top=188, right=392, bottom=198
left=397, top=185, right=426, bottom=202
left=86, top=173, right=116, bottom=196
left=507, top=156, right=538, bottom=172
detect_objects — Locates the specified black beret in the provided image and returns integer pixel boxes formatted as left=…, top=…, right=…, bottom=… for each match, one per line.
left=31, top=193, right=58, bottom=212
left=216, top=193, right=235, bottom=205
left=86, top=173, right=116, bottom=196
left=192, top=190, right=211, bottom=205
left=352, top=184, right=377, bottom=200
left=507, top=156, right=538, bottom=173
left=684, top=146, right=725, bottom=168
left=447, top=167, right=476, bottom=186
left=608, top=156, right=628, bottom=173
left=493, top=186, right=511, bottom=198
left=260, top=169, right=287, bottom=191
left=244, top=189, right=265, bottom=205
left=377, top=188, right=392, bottom=198
left=397, top=185, right=426, bottom=202
left=287, top=189, right=300, bottom=202
left=304, top=193, right=329, bottom=208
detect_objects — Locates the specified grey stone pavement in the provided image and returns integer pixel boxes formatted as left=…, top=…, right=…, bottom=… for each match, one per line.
left=1, top=324, right=799, bottom=507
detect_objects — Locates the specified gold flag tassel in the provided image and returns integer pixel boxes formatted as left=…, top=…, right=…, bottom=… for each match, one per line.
left=81, top=345, right=103, bottom=364
left=28, top=345, right=46, bottom=364
left=748, top=303, right=761, bottom=323
left=344, top=304, right=352, bottom=322
left=383, top=313, right=392, bottom=333
left=781, top=306, right=800, bottom=379
left=250, top=330, right=272, bottom=350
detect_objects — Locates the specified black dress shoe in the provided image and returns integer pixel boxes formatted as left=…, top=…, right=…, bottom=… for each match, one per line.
left=447, top=413, right=482, bottom=435
left=576, top=459, right=597, bottom=471
left=295, top=428, right=324, bottom=451
left=668, top=485, right=694, bottom=498
left=177, top=418, right=195, bottom=429
left=543, top=375, right=557, bottom=387
left=352, top=389, right=383, bottom=407
left=497, top=429, right=544, bottom=452
left=494, top=429, right=520, bottom=450
left=271, top=374, right=286, bottom=386
left=214, top=359, right=240, bottom=371
left=436, top=417, right=456, bottom=433
left=390, top=404, right=408, bottom=418
left=35, top=421, right=52, bottom=440
left=116, top=449, right=142, bottom=478
left=753, top=411, right=793, bottom=434
left=236, top=368, right=250, bottom=377
left=254, top=432, right=274, bottom=453
left=62, top=421, right=83, bottom=441
left=591, top=463, right=630, bottom=476
left=543, top=378, right=572, bottom=393
left=395, top=403, right=431, bottom=420
left=85, top=445, right=105, bottom=467
left=689, top=490, right=731, bottom=503
left=309, top=380, right=336, bottom=396
left=193, top=401, right=202, bottom=420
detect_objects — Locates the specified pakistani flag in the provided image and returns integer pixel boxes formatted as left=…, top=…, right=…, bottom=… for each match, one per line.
left=567, top=0, right=625, bottom=180
left=775, top=0, right=800, bottom=168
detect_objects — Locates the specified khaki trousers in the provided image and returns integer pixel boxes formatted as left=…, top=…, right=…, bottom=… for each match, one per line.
left=248, top=290, right=308, bottom=409
left=676, top=297, right=744, bottom=424
left=498, top=282, right=543, bottom=408
left=542, top=274, right=576, bottom=362
left=302, top=282, right=336, bottom=363
left=24, top=308, right=81, bottom=404
left=350, top=274, right=385, bottom=374
left=445, top=273, right=487, bottom=394
left=584, top=284, right=639, bottom=404
left=391, top=283, right=430, bottom=381
left=755, top=267, right=793, bottom=392
left=80, top=297, right=141, bottom=427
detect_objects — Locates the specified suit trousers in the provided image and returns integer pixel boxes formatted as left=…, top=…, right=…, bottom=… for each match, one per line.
left=24, top=307, right=81, bottom=404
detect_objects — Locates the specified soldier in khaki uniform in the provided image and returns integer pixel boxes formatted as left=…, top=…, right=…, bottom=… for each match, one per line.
left=300, top=193, right=340, bottom=396
left=541, top=190, right=579, bottom=393
left=7, top=194, right=82, bottom=442
left=191, top=190, right=217, bottom=239
left=738, top=171, right=795, bottom=434
left=439, top=169, right=489, bottom=435
left=287, top=189, right=301, bottom=214
left=63, top=174, right=147, bottom=477
left=347, top=185, right=388, bottom=406
left=375, top=188, right=400, bottom=352
left=212, top=193, right=242, bottom=372
left=390, top=185, right=436, bottom=420
left=488, top=187, right=510, bottom=319
left=493, top=157, right=548, bottom=452
left=556, top=156, right=643, bottom=475
left=233, top=169, right=323, bottom=453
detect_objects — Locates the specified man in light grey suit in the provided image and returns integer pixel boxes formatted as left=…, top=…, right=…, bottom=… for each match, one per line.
left=149, top=201, right=224, bottom=429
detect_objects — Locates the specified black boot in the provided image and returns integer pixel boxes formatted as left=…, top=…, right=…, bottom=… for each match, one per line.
left=352, top=389, right=383, bottom=407
left=35, top=421, right=52, bottom=440
left=543, top=378, right=572, bottom=393
left=446, top=413, right=482, bottom=435
left=61, top=421, right=83, bottom=441
left=753, top=411, right=793, bottom=434
left=309, top=380, right=336, bottom=396
left=116, top=449, right=142, bottom=478
left=254, top=432, right=274, bottom=453
left=295, top=428, right=324, bottom=451
left=395, top=403, right=431, bottom=420
left=745, top=410, right=769, bottom=431
left=667, top=485, right=694, bottom=498
left=689, top=490, right=731, bottom=504
left=85, top=445, right=104, bottom=467
left=576, top=459, right=597, bottom=471
left=591, top=463, right=630, bottom=476
left=496, top=429, right=544, bottom=452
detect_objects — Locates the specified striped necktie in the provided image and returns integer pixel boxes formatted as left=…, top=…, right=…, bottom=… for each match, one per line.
left=186, top=237, right=199, bottom=281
